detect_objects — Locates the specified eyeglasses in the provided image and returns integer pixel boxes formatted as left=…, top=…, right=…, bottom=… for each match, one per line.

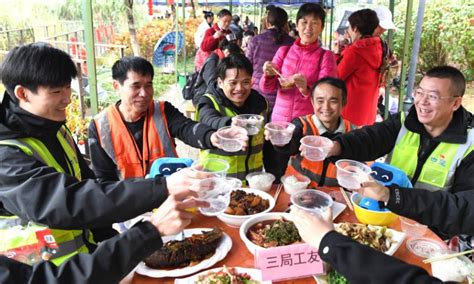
left=413, top=87, right=459, bottom=103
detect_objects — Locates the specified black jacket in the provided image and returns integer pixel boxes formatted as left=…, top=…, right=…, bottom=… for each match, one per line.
left=193, top=52, right=220, bottom=106
left=334, top=106, right=474, bottom=193
left=88, top=101, right=215, bottom=181
left=319, top=188, right=474, bottom=283
left=0, top=221, right=163, bottom=284
left=0, top=94, right=168, bottom=237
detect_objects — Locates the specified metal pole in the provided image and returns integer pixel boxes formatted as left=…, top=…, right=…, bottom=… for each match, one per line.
left=229, top=0, right=232, bottom=14
left=82, top=0, right=99, bottom=115
left=384, top=0, right=396, bottom=119
left=182, top=0, right=186, bottom=73
left=329, top=0, right=334, bottom=51
left=406, top=0, right=426, bottom=106
left=398, top=0, right=413, bottom=113
left=175, top=3, right=179, bottom=83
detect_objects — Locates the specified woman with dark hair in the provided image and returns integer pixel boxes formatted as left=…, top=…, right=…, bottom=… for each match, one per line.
left=194, top=9, right=233, bottom=71
left=245, top=6, right=294, bottom=112
left=337, top=9, right=383, bottom=126
left=260, top=3, right=337, bottom=123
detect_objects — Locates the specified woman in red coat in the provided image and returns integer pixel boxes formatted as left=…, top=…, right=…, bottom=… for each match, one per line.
left=337, top=9, right=382, bottom=126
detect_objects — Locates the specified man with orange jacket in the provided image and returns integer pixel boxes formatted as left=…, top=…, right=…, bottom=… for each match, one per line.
left=265, top=77, right=356, bottom=187
left=88, top=56, right=226, bottom=181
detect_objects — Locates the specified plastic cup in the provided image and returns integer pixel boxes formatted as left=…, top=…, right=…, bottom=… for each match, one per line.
left=300, top=135, right=333, bottom=161
left=265, top=122, right=295, bottom=146
left=223, top=177, right=243, bottom=189
left=399, top=217, right=428, bottom=238
left=234, top=114, right=264, bottom=136
left=191, top=158, right=230, bottom=178
left=335, top=159, right=372, bottom=190
left=278, top=76, right=295, bottom=89
left=193, top=177, right=232, bottom=216
left=216, top=126, right=247, bottom=152
left=290, top=189, right=333, bottom=216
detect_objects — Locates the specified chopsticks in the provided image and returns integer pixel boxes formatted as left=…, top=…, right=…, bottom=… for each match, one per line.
left=339, top=187, right=354, bottom=211
left=274, top=184, right=283, bottom=203
left=272, top=67, right=285, bottom=79
left=422, top=249, right=474, bottom=264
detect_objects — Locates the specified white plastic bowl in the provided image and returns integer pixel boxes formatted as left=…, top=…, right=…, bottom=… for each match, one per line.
left=281, top=174, right=311, bottom=195
left=335, top=159, right=371, bottom=190
left=234, top=114, right=264, bottom=136
left=264, top=122, right=295, bottom=145
left=216, top=126, right=247, bottom=152
left=217, top=188, right=275, bottom=228
left=300, top=136, right=333, bottom=161
left=239, top=212, right=292, bottom=255
left=246, top=172, right=275, bottom=192
left=290, top=189, right=333, bottom=215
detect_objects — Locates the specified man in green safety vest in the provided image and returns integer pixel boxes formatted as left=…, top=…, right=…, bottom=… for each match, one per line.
left=0, top=43, right=210, bottom=267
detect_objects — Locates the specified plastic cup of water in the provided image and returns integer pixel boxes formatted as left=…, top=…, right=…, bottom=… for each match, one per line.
left=290, top=189, right=333, bottom=216
left=300, top=135, right=333, bottom=161
left=335, top=159, right=371, bottom=190
left=193, top=177, right=232, bottom=216
left=216, top=126, right=247, bottom=152
left=191, top=158, right=230, bottom=178
left=234, top=114, right=264, bottom=136
left=265, top=121, right=295, bottom=146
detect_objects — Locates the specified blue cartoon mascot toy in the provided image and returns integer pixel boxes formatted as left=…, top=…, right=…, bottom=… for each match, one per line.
left=147, top=157, right=194, bottom=178
left=359, top=162, right=412, bottom=211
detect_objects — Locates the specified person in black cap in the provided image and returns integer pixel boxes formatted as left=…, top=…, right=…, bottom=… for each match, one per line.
left=195, top=10, right=215, bottom=48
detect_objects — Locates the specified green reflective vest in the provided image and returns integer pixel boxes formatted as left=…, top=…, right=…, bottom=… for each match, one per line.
left=386, top=116, right=474, bottom=192
left=0, top=126, right=94, bottom=265
left=197, top=94, right=267, bottom=181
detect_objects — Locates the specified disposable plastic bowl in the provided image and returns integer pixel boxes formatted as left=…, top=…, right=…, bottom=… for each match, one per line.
left=278, top=77, right=295, bottom=89
left=265, top=122, right=295, bottom=145
left=216, top=126, right=247, bottom=152
left=281, top=174, right=311, bottom=195
left=246, top=172, right=275, bottom=192
left=300, top=136, right=333, bottom=161
left=335, top=159, right=371, bottom=190
left=430, top=250, right=474, bottom=282
left=223, top=177, right=243, bottom=189
left=399, top=217, right=428, bottom=238
left=351, top=192, right=398, bottom=226
left=234, top=114, right=264, bottom=136
left=191, top=158, right=230, bottom=178
left=193, top=177, right=232, bottom=216
left=217, top=188, right=275, bottom=228
left=290, top=189, right=333, bottom=215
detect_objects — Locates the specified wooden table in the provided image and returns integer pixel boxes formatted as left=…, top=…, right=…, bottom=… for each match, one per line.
left=132, top=186, right=441, bottom=283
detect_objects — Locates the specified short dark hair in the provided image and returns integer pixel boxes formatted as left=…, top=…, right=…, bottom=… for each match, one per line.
left=217, top=53, right=253, bottom=80
left=203, top=11, right=214, bottom=19
left=426, top=66, right=466, bottom=97
left=348, top=9, right=379, bottom=36
left=0, top=43, right=77, bottom=102
left=112, top=56, right=154, bottom=84
left=311, top=77, right=347, bottom=106
left=296, top=3, right=326, bottom=27
left=217, top=9, right=232, bottom=18
left=219, top=39, right=243, bottom=55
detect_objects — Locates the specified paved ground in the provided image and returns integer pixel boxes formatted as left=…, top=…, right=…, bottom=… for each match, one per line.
left=158, top=83, right=199, bottom=160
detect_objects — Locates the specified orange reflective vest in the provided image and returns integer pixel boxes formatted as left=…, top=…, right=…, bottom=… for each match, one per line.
left=285, top=115, right=355, bottom=187
left=93, top=101, right=177, bottom=179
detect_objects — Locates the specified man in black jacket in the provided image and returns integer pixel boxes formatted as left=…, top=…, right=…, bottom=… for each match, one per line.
left=290, top=182, right=474, bottom=283
left=0, top=43, right=210, bottom=266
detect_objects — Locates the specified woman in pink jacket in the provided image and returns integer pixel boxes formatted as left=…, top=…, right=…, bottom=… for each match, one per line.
left=337, top=9, right=382, bottom=126
left=260, top=3, right=337, bottom=123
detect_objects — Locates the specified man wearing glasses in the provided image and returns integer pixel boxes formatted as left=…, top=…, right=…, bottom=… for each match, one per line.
left=326, top=65, right=473, bottom=194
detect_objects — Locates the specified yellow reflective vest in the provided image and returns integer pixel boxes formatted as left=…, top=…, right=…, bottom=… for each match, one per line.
left=386, top=116, right=474, bottom=192
left=0, top=126, right=94, bottom=265
left=197, top=94, right=267, bottom=181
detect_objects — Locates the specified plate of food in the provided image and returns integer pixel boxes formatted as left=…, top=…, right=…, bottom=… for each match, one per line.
left=136, top=228, right=232, bottom=278
left=174, top=266, right=272, bottom=284
left=314, top=223, right=406, bottom=283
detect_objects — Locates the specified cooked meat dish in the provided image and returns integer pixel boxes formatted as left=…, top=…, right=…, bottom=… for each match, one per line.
left=224, top=190, right=270, bottom=215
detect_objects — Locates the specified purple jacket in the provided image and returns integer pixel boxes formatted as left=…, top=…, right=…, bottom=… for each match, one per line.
left=260, top=38, right=337, bottom=123
left=245, top=29, right=294, bottom=111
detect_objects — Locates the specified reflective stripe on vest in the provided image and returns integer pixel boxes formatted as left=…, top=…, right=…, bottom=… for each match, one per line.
left=285, top=115, right=354, bottom=187
left=386, top=117, right=474, bottom=192
left=0, top=128, right=92, bottom=265
left=93, top=101, right=177, bottom=179
left=198, top=94, right=266, bottom=180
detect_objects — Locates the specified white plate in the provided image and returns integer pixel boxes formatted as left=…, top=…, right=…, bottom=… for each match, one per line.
left=174, top=267, right=272, bottom=284
left=135, top=228, right=232, bottom=278
left=313, top=224, right=406, bottom=283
